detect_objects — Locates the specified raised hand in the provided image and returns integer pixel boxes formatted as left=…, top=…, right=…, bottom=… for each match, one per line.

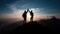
left=29, top=10, right=30, bottom=13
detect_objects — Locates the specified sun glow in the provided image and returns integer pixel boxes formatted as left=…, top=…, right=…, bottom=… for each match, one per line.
left=27, top=12, right=31, bottom=22
left=4, top=7, right=43, bottom=22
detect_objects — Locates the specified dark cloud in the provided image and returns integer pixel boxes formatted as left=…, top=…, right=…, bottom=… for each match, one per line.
left=0, top=0, right=60, bottom=16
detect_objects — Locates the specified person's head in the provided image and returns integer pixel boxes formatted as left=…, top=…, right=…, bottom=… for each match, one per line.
left=31, top=10, right=33, bottom=13
left=24, top=10, right=26, bottom=12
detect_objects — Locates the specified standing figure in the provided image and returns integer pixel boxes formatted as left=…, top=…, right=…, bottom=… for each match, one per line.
left=29, top=10, right=34, bottom=22
left=22, top=10, right=28, bottom=23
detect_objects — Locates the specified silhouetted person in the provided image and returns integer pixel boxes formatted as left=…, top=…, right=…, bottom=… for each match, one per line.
left=22, top=10, right=28, bottom=23
left=29, top=10, right=34, bottom=22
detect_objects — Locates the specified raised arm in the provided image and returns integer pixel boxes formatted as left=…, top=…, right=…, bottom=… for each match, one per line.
left=29, top=10, right=30, bottom=13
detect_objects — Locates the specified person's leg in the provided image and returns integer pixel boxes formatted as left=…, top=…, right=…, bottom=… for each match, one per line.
left=24, top=17, right=26, bottom=23
left=30, top=17, right=33, bottom=22
left=23, top=17, right=25, bottom=23
left=31, top=17, right=33, bottom=22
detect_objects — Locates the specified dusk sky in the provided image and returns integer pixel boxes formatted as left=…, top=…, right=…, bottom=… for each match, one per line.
left=0, top=0, right=60, bottom=20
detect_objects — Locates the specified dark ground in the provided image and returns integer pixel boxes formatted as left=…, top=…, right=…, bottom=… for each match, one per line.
left=0, top=16, right=60, bottom=34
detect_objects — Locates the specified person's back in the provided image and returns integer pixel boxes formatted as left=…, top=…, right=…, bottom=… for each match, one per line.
left=22, top=10, right=27, bottom=22
left=30, top=10, right=34, bottom=17
left=29, top=10, right=34, bottom=21
left=22, top=11, right=27, bottom=18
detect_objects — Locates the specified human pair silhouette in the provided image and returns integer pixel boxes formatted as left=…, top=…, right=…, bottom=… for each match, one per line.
left=22, top=9, right=34, bottom=22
